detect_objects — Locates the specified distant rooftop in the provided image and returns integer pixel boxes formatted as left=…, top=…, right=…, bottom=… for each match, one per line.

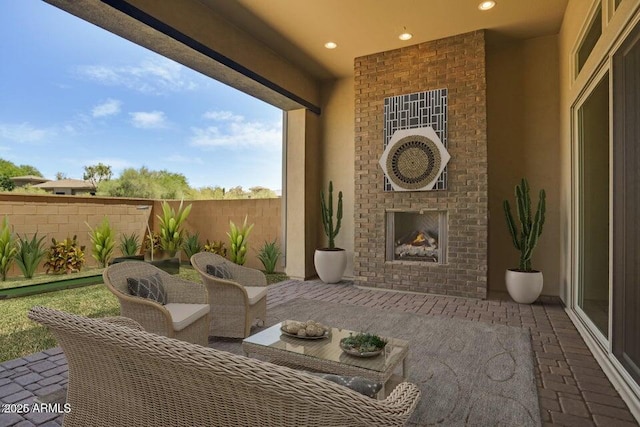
left=33, top=179, right=95, bottom=190
left=10, top=175, right=48, bottom=185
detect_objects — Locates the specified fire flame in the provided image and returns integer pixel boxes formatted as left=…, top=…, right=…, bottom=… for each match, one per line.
left=411, top=232, right=427, bottom=246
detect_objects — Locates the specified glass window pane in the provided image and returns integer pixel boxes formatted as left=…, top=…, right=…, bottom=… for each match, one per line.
left=578, top=6, right=603, bottom=74
left=577, top=73, right=610, bottom=338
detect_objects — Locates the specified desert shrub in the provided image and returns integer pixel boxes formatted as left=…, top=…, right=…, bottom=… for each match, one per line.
left=44, top=236, right=85, bottom=274
left=204, top=240, right=227, bottom=257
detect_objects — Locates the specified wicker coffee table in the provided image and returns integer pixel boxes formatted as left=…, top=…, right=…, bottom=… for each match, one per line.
left=242, top=321, right=409, bottom=398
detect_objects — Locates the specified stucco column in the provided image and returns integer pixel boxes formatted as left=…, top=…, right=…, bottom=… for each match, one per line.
left=284, top=109, right=320, bottom=279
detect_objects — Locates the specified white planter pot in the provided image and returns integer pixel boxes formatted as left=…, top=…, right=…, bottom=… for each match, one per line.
left=314, top=249, right=347, bottom=284
left=505, top=269, right=543, bottom=304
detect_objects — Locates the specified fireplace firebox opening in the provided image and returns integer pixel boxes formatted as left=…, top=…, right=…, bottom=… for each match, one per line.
left=386, top=210, right=447, bottom=264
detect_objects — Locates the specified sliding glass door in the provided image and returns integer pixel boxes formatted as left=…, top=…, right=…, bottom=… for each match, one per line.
left=612, top=23, right=640, bottom=384
left=576, top=72, right=610, bottom=339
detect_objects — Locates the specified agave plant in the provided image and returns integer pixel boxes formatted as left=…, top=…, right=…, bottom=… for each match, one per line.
left=256, top=239, right=281, bottom=274
left=157, top=200, right=192, bottom=257
left=182, top=232, right=203, bottom=259
left=87, top=217, right=116, bottom=268
left=0, top=216, right=17, bottom=281
left=227, top=215, right=254, bottom=265
left=14, top=233, right=47, bottom=279
left=119, top=232, right=141, bottom=257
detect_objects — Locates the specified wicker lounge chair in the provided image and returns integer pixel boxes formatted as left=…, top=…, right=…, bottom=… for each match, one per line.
left=191, top=252, right=267, bottom=338
left=103, top=261, right=210, bottom=346
left=28, top=306, right=420, bottom=427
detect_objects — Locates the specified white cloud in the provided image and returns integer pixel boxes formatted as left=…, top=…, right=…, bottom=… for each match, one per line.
left=130, top=111, right=167, bottom=129
left=203, top=111, right=244, bottom=122
left=190, top=113, right=282, bottom=149
left=92, top=99, right=122, bottom=118
left=0, top=123, right=55, bottom=143
left=76, top=58, right=198, bottom=95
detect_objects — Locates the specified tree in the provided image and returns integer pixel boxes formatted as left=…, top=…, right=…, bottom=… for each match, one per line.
left=0, top=159, right=42, bottom=178
left=225, top=186, right=247, bottom=199
left=0, top=175, right=14, bottom=191
left=185, top=186, right=226, bottom=200
left=17, top=165, right=42, bottom=177
left=98, top=166, right=190, bottom=199
left=248, top=186, right=277, bottom=198
left=55, top=172, right=67, bottom=180
left=83, top=163, right=112, bottom=188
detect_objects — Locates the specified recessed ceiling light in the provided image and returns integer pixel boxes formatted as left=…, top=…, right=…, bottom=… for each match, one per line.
left=478, top=1, right=496, bottom=10
left=399, top=32, right=413, bottom=41
left=324, top=42, right=337, bottom=49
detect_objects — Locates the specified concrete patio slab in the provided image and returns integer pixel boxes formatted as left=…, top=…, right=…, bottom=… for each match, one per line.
left=0, top=280, right=637, bottom=426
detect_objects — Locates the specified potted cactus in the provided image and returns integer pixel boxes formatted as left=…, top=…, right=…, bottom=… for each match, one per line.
left=314, top=181, right=347, bottom=283
left=503, top=178, right=546, bottom=303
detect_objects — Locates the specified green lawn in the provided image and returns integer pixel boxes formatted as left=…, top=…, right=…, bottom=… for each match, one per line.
left=0, top=266, right=288, bottom=362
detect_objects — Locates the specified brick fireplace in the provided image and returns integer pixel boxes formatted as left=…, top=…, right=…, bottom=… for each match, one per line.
left=354, top=30, right=488, bottom=298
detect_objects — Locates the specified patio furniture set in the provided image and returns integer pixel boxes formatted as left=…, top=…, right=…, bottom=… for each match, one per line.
left=29, top=253, right=420, bottom=426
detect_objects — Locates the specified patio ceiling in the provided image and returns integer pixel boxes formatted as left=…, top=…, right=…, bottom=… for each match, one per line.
left=201, top=0, right=569, bottom=79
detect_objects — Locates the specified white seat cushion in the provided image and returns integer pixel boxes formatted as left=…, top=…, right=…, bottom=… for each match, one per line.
left=245, top=286, right=268, bottom=305
left=164, top=303, right=209, bottom=332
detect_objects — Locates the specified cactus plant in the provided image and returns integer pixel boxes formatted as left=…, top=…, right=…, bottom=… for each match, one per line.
left=320, top=181, right=343, bottom=249
left=227, top=216, right=254, bottom=265
left=503, top=178, right=546, bottom=271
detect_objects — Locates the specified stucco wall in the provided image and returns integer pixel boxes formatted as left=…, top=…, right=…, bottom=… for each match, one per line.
left=284, top=109, right=321, bottom=279
left=486, top=35, right=561, bottom=296
left=0, top=194, right=282, bottom=277
left=319, top=78, right=355, bottom=278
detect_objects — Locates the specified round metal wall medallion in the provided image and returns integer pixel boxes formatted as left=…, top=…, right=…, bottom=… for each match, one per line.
left=378, top=126, right=450, bottom=191
left=386, top=135, right=442, bottom=190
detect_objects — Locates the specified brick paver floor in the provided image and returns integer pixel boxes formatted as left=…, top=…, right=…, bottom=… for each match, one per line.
left=1, top=279, right=638, bottom=426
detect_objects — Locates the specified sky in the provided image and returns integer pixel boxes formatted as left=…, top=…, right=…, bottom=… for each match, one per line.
left=0, top=1, right=283, bottom=191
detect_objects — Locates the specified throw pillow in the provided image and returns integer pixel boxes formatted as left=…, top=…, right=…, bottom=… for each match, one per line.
left=310, top=373, right=383, bottom=398
left=127, top=273, right=167, bottom=305
left=206, top=263, right=232, bottom=280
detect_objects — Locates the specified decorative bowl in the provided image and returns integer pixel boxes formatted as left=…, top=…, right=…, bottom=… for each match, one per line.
left=339, top=333, right=387, bottom=358
left=280, top=327, right=329, bottom=340
left=279, top=320, right=330, bottom=340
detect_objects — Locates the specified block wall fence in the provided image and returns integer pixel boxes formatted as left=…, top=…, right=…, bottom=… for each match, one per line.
left=0, top=194, right=282, bottom=276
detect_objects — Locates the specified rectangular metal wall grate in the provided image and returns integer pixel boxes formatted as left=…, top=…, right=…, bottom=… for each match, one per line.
left=383, top=88, right=448, bottom=191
